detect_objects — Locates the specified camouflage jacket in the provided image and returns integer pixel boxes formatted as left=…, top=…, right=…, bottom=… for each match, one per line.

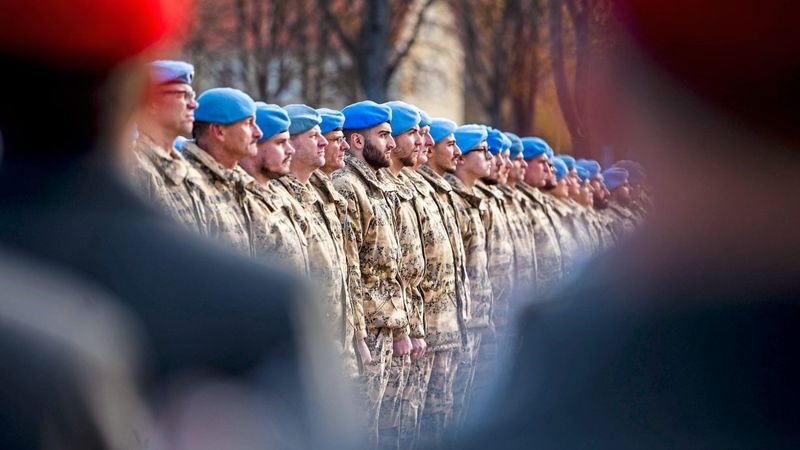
left=445, top=173, right=493, bottom=330
left=418, top=166, right=470, bottom=345
left=310, top=171, right=367, bottom=340
left=544, top=195, right=583, bottom=279
left=332, top=156, right=408, bottom=335
left=583, top=206, right=616, bottom=252
left=131, top=134, right=207, bottom=234
left=516, top=182, right=564, bottom=295
left=240, top=175, right=309, bottom=273
left=474, top=181, right=516, bottom=328
left=381, top=169, right=426, bottom=339
left=182, top=142, right=252, bottom=254
left=605, top=202, right=638, bottom=240
left=497, top=184, right=537, bottom=296
left=401, top=168, right=462, bottom=350
left=274, top=174, right=358, bottom=376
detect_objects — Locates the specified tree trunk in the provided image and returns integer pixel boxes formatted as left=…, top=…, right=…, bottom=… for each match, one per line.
left=547, top=0, right=585, bottom=151
left=360, top=0, right=390, bottom=101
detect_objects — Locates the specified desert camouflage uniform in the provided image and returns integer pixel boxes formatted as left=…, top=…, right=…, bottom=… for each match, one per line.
left=182, top=142, right=252, bottom=254
left=274, top=174, right=359, bottom=378
left=333, top=155, right=409, bottom=448
left=605, top=202, right=638, bottom=240
left=445, top=173, right=493, bottom=431
left=544, top=194, right=582, bottom=279
left=417, top=165, right=469, bottom=446
left=497, top=184, right=536, bottom=295
left=240, top=175, right=309, bottom=274
left=583, top=205, right=615, bottom=252
left=130, top=134, right=207, bottom=234
left=516, top=182, right=564, bottom=296
left=557, top=197, right=597, bottom=262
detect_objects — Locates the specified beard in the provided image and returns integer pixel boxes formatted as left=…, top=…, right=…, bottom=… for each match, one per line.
left=399, top=152, right=416, bottom=167
left=542, top=180, right=557, bottom=191
left=481, top=176, right=498, bottom=185
left=364, top=139, right=390, bottom=168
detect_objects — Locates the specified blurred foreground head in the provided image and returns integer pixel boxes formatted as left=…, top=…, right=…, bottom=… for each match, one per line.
left=0, top=0, right=190, bottom=161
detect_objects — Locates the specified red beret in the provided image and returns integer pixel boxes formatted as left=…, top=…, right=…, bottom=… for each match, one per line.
left=0, top=0, right=190, bottom=70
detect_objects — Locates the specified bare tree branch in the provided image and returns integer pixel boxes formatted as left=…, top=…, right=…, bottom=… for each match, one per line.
left=386, top=0, right=436, bottom=79
left=316, top=0, right=359, bottom=57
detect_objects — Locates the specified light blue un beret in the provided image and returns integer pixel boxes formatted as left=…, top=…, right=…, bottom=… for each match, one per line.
left=487, top=128, right=512, bottom=155
left=552, top=158, right=569, bottom=181
left=558, top=154, right=576, bottom=171
left=603, top=167, right=629, bottom=190
left=255, top=102, right=290, bottom=142
left=505, top=132, right=523, bottom=158
left=521, top=137, right=551, bottom=161
left=384, top=101, right=421, bottom=136
left=149, top=60, right=194, bottom=85
left=576, top=166, right=590, bottom=182
left=195, top=88, right=256, bottom=124
left=284, top=104, right=322, bottom=135
left=418, top=109, right=432, bottom=128
left=576, top=159, right=602, bottom=179
left=454, top=124, right=488, bottom=154
left=430, top=118, right=458, bottom=144
left=317, top=108, right=345, bottom=134
left=342, top=100, right=392, bottom=130
left=612, top=160, right=647, bottom=185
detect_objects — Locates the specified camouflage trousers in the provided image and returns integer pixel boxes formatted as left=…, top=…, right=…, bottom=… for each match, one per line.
left=363, top=327, right=395, bottom=448
left=377, top=334, right=411, bottom=450
left=418, top=349, right=458, bottom=449
left=467, top=328, right=503, bottom=420
left=450, top=329, right=483, bottom=433
left=398, top=351, right=435, bottom=449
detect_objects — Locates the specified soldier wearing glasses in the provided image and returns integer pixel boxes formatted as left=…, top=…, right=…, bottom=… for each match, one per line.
left=131, top=60, right=208, bottom=234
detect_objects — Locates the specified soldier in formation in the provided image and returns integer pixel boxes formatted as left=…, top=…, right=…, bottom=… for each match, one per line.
left=128, top=59, right=651, bottom=450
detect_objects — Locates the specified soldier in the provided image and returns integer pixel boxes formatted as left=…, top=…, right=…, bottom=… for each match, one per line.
left=577, top=159, right=617, bottom=249
left=237, top=103, right=309, bottom=273
left=602, top=167, right=638, bottom=239
left=182, top=88, right=263, bottom=254
left=130, top=60, right=207, bottom=233
left=445, top=124, right=494, bottom=431
left=574, top=166, right=610, bottom=253
left=272, top=104, right=362, bottom=380
left=333, top=101, right=411, bottom=448
left=315, top=108, right=371, bottom=367
left=417, top=118, right=470, bottom=445
left=546, top=158, right=591, bottom=269
left=370, top=101, right=424, bottom=449
left=501, top=132, right=537, bottom=294
left=517, top=137, right=564, bottom=296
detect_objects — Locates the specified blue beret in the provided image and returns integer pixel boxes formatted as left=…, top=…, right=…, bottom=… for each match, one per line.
left=317, top=108, right=345, bottom=134
left=255, top=102, right=290, bottom=142
left=430, top=118, right=457, bottom=144
left=384, top=101, right=421, bottom=136
left=552, top=158, right=569, bottom=181
left=505, top=132, right=523, bottom=158
left=454, top=124, right=488, bottom=154
left=149, top=60, right=194, bottom=85
left=418, top=109, right=432, bottom=128
left=194, top=88, right=256, bottom=124
left=284, top=104, right=322, bottom=135
left=603, top=167, right=629, bottom=190
left=520, top=137, right=551, bottom=160
left=487, top=128, right=511, bottom=155
left=612, top=160, right=647, bottom=185
left=545, top=146, right=555, bottom=160
left=576, top=166, right=590, bottom=182
left=576, top=159, right=602, bottom=179
left=342, top=100, right=392, bottom=130
left=557, top=155, right=576, bottom=171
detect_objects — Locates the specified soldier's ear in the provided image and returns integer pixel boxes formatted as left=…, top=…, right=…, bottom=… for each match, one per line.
left=210, top=123, right=226, bottom=141
left=351, top=132, right=364, bottom=150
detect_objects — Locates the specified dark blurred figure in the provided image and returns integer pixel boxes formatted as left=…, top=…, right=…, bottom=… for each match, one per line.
left=0, top=248, right=150, bottom=450
left=453, top=1, right=800, bottom=449
left=0, top=1, right=351, bottom=449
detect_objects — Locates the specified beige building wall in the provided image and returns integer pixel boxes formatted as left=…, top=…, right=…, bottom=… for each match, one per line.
left=389, top=0, right=464, bottom=123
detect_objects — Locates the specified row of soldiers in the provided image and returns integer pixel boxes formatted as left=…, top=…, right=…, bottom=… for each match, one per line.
left=130, top=60, right=650, bottom=449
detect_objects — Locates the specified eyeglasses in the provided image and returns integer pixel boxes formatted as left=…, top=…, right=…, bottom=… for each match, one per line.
left=159, top=89, right=196, bottom=102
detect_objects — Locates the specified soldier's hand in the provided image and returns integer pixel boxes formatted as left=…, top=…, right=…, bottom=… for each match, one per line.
left=410, top=337, right=427, bottom=362
left=356, top=337, right=373, bottom=364
left=393, top=335, right=413, bottom=357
